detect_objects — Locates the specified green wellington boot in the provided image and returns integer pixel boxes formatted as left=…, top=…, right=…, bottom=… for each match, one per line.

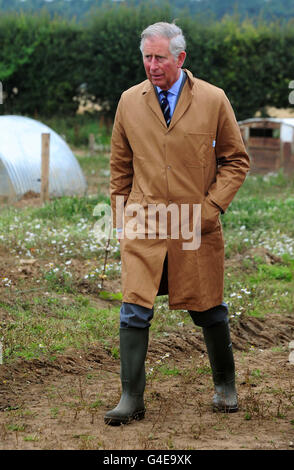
left=104, top=327, right=149, bottom=425
left=202, top=319, right=238, bottom=413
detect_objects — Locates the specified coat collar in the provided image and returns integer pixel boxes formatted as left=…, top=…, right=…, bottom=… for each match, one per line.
left=141, top=69, right=196, bottom=130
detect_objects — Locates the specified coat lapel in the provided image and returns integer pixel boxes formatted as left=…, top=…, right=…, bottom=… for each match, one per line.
left=142, top=82, right=167, bottom=128
left=168, top=70, right=195, bottom=131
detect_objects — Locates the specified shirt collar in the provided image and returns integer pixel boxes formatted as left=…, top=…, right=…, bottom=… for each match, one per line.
left=156, top=69, right=183, bottom=96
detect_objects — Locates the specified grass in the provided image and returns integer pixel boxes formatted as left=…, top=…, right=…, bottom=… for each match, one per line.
left=158, top=365, right=181, bottom=376
left=0, top=295, right=120, bottom=362
left=0, top=134, right=293, bottom=364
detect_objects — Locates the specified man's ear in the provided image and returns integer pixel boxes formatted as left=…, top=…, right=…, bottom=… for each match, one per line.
left=177, top=51, right=186, bottom=68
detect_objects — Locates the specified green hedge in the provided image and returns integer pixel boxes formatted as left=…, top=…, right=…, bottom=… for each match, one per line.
left=0, top=6, right=293, bottom=120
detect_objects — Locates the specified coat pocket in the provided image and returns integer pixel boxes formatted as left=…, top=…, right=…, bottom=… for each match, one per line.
left=183, top=132, right=215, bottom=168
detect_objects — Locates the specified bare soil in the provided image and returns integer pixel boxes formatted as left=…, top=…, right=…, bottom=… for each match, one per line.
left=0, top=312, right=293, bottom=450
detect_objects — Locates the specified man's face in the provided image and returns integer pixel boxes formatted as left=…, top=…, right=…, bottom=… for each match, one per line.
left=143, top=36, right=186, bottom=90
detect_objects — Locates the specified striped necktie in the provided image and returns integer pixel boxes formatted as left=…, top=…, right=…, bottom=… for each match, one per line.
left=160, top=90, right=171, bottom=127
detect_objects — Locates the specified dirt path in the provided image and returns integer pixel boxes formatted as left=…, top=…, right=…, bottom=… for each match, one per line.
left=0, top=314, right=293, bottom=450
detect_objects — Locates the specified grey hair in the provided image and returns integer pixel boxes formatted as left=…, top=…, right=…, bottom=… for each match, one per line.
left=140, top=22, right=186, bottom=60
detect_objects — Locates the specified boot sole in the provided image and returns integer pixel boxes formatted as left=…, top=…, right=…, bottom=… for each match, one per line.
left=213, top=404, right=238, bottom=413
left=104, top=409, right=145, bottom=426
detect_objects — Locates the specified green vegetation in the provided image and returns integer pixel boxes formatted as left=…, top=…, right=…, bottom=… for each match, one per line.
left=0, top=295, right=121, bottom=361
left=0, top=0, right=293, bottom=23
left=220, top=171, right=294, bottom=321
left=42, top=114, right=112, bottom=148
left=0, top=4, right=293, bottom=119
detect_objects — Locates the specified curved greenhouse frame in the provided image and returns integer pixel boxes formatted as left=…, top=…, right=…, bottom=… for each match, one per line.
left=0, top=115, right=87, bottom=202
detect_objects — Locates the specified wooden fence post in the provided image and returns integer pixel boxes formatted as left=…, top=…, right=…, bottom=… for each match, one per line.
left=89, top=133, right=95, bottom=153
left=41, top=133, right=50, bottom=204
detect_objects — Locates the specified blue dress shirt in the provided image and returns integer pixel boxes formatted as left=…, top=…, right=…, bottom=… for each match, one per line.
left=156, top=69, right=184, bottom=117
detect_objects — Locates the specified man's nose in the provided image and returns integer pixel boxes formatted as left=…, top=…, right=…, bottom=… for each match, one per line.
left=150, top=57, right=159, bottom=71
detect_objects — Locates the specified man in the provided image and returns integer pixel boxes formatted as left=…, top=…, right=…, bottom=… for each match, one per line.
left=105, top=22, right=250, bottom=425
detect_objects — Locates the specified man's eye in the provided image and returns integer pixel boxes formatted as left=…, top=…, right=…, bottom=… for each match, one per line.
left=144, top=55, right=165, bottom=62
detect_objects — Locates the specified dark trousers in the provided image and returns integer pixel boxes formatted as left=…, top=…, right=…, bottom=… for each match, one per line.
left=120, top=301, right=229, bottom=328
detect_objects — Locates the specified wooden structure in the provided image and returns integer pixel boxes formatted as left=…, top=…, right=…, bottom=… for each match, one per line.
left=41, top=133, right=50, bottom=204
left=238, top=118, right=294, bottom=174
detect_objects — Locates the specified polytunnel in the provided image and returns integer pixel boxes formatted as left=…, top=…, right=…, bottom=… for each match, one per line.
left=0, top=115, right=87, bottom=202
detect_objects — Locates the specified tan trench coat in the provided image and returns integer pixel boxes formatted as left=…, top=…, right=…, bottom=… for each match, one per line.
left=110, top=69, right=250, bottom=311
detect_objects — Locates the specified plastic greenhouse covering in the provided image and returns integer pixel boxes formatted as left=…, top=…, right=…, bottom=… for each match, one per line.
left=0, top=115, right=87, bottom=202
